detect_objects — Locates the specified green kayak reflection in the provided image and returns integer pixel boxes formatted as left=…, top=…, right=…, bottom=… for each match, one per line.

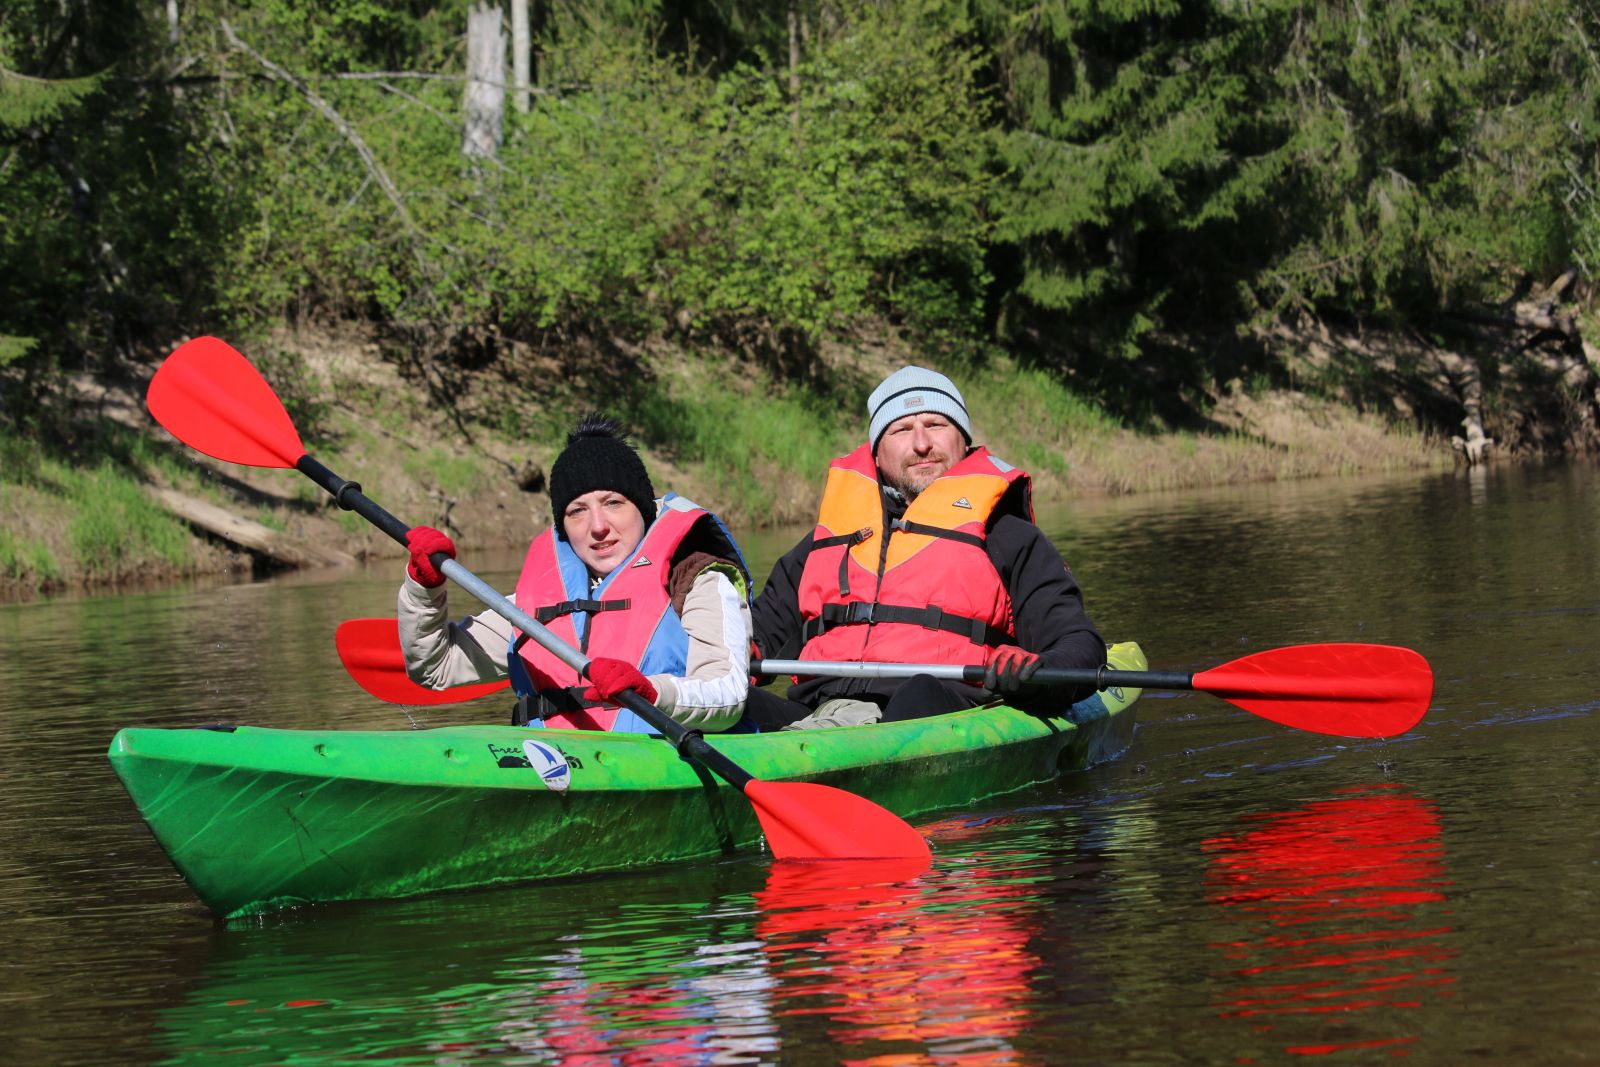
left=1203, top=783, right=1456, bottom=1058
left=153, top=832, right=1054, bottom=1065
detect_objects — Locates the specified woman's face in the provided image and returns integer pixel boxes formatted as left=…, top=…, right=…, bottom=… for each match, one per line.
left=562, top=489, right=647, bottom=578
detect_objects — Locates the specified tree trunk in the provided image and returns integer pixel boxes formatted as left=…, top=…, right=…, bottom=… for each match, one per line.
left=511, top=0, right=530, bottom=115
left=787, top=0, right=801, bottom=131
left=1438, top=350, right=1494, bottom=465
left=463, top=3, right=505, bottom=162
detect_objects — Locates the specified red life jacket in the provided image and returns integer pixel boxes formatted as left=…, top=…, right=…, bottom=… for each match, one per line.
left=796, top=445, right=1030, bottom=667
left=511, top=495, right=733, bottom=731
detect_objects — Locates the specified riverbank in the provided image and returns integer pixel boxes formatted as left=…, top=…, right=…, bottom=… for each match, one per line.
left=0, top=322, right=1481, bottom=602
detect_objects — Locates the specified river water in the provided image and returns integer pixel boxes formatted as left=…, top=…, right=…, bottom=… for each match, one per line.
left=2, top=460, right=1597, bottom=1065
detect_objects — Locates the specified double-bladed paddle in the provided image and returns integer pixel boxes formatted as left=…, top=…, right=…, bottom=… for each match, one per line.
left=146, top=336, right=930, bottom=863
left=334, top=617, right=1432, bottom=739
left=756, top=648, right=1432, bottom=739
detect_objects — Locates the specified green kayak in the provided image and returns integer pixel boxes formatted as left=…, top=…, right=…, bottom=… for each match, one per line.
left=108, top=641, right=1145, bottom=919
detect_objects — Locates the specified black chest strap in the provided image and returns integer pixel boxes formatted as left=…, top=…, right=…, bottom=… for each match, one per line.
left=801, top=600, right=1011, bottom=649
left=533, top=597, right=631, bottom=624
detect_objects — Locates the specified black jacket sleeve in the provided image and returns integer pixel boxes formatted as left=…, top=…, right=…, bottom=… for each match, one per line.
left=751, top=532, right=815, bottom=662
left=987, top=514, right=1106, bottom=705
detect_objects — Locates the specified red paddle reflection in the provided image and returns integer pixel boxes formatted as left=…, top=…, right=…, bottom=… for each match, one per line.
left=1203, top=784, right=1455, bottom=1058
left=756, top=839, right=1039, bottom=1065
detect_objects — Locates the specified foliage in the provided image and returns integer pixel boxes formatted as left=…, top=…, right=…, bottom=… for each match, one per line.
left=1, top=0, right=1595, bottom=468
left=1251, top=1, right=1599, bottom=319
left=0, top=67, right=105, bottom=130
left=0, top=0, right=233, bottom=424
left=969, top=0, right=1600, bottom=409
left=202, top=1, right=994, bottom=349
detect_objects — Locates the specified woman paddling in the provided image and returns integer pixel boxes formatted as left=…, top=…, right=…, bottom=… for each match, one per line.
left=398, top=415, right=759, bottom=732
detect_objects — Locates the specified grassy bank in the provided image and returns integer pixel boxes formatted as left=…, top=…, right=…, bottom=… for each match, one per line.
left=0, top=426, right=213, bottom=598
left=0, top=331, right=1454, bottom=602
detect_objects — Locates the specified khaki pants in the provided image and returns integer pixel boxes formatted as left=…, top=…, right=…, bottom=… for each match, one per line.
left=781, top=697, right=883, bottom=730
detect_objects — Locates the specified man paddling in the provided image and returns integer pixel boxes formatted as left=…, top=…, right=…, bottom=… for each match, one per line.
left=749, top=366, right=1105, bottom=728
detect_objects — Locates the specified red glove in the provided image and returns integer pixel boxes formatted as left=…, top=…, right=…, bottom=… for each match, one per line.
left=405, top=526, right=456, bottom=588
left=983, top=645, right=1041, bottom=695
left=582, top=657, right=658, bottom=706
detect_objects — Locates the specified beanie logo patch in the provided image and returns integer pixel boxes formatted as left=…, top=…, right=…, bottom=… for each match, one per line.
left=952, top=497, right=972, bottom=509
left=631, top=555, right=653, bottom=568
left=903, top=396, right=924, bottom=410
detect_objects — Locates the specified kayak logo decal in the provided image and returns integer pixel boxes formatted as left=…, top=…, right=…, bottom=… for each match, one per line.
left=489, top=742, right=532, bottom=768
left=487, top=740, right=582, bottom=777
left=522, top=739, right=572, bottom=793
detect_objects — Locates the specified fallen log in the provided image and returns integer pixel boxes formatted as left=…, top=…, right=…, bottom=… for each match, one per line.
left=151, top=487, right=357, bottom=569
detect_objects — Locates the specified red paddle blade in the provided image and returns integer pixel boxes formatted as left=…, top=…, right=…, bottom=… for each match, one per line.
left=1193, top=643, right=1433, bottom=739
left=147, top=336, right=305, bottom=468
left=744, top=779, right=932, bottom=862
left=335, top=617, right=510, bottom=706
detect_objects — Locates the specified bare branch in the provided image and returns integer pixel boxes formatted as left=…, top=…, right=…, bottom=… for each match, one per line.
left=218, top=18, right=450, bottom=297
left=220, top=19, right=421, bottom=239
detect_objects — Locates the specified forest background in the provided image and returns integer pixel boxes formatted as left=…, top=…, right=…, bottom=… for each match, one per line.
left=3, top=0, right=1599, bottom=597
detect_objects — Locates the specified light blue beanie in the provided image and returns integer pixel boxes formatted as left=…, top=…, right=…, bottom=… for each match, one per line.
left=867, top=365, right=972, bottom=450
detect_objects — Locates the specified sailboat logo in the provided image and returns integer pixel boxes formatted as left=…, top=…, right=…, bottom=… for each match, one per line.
left=522, top=739, right=572, bottom=793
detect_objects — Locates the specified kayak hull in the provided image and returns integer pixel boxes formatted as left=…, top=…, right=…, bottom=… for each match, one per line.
left=108, top=643, right=1145, bottom=918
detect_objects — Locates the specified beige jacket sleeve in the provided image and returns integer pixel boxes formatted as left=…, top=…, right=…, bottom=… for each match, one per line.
left=647, top=566, right=751, bottom=733
left=398, top=565, right=751, bottom=731
left=397, top=574, right=515, bottom=688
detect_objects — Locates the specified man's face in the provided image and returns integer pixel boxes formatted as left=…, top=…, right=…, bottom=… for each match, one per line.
left=874, top=412, right=966, bottom=498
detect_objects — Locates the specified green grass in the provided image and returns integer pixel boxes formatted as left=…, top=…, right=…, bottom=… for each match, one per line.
left=401, top=448, right=497, bottom=494
left=67, top=463, right=192, bottom=579
left=958, top=359, right=1121, bottom=481
left=626, top=361, right=855, bottom=522
left=0, top=425, right=197, bottom=588
left=963, top=362, right=1122, bottom=440
left=0, top=526, right=62, bottom=585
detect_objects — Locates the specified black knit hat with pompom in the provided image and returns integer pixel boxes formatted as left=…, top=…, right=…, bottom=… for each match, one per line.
left=548, top=414, right=656, bottom=537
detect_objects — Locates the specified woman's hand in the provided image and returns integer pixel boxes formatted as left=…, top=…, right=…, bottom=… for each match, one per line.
left=582, top=657, right=658, bottom=705
left=405, top=526, right=456, bottom=588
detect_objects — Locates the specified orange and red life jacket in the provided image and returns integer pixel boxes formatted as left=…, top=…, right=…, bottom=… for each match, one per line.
left=796, top=444, right=1031, bottom=668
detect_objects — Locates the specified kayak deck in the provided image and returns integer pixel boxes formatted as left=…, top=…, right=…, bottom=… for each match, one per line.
left=108, top=642, right=1145, bottom=918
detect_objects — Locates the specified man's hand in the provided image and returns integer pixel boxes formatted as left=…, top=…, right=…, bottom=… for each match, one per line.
left=582, top=657, right=658, bottom=705
left=405, top=526, right=456, bottom=588
left=983, top=645, right=1041, bottom=695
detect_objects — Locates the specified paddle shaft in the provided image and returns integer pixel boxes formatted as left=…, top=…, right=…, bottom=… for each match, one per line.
left=754, top=658, right=1189, bottom=691
left=295, top=456, right=755, bottom=789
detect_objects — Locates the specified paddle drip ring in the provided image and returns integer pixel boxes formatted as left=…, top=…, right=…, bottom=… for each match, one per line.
left=332, top=479, right=363, bottom=510
left=674, top=728, right=706, bottom=756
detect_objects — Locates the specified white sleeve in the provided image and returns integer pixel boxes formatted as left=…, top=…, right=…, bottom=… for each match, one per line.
left=397, top=573, right=514, bottom=688
left=649, top=568, right=750, bottom=732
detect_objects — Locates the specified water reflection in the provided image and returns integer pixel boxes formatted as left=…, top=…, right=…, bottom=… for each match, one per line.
left=755, top=833, right=1041, bottom=1065
left=150, top=843, right=1060, bottom=1066
left=1203, top=784, right=1455, bottom=1058
left=153, top=878, right=783, bottom=1065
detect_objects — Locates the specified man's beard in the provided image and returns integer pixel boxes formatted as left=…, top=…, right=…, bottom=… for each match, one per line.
left=882, top=456, right=950, bottom=500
